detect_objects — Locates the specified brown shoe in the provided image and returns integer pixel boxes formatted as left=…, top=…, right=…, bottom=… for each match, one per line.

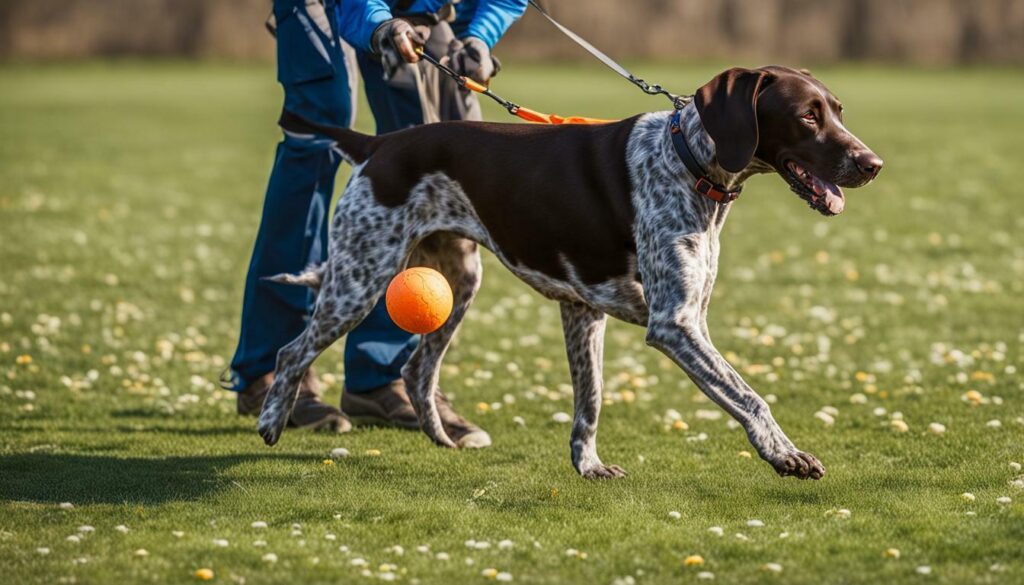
left=237, top=369, right=351, bottom=433
left=435, top=391, right=491, bottom=449
left=341, top=380, right=419, bottom=429
left=342, top=380, right=491, bottom=448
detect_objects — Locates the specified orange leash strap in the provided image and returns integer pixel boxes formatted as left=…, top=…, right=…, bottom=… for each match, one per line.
left=416, top=48, right=615, bottom=125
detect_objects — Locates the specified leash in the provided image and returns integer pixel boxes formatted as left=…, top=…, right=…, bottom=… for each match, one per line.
left=416, top=48, right=613, bottom=125
left=526, top=0, right=691, bottom=110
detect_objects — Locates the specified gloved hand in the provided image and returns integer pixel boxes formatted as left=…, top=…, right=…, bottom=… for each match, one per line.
left=372, top=18, right=430, bottom=76
left=448, top=37, right=500, bottom=84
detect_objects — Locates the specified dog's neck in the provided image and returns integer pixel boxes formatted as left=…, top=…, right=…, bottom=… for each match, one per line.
left=674, top=103, right=762, bottom=192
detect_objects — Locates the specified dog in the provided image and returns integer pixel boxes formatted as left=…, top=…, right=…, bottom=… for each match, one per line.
left=256, top=66, right=882, bottom=480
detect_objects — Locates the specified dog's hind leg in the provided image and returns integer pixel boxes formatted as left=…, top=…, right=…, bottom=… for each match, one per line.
left=560, top=302, right=624, bottom=479
left=258, top=189, right=414, bottom=446
left=400, top=233, right=483, bottom=449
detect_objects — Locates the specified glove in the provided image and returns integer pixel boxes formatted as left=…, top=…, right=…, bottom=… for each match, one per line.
left=448, top=37, right=500, bottom=85
left=372, top=18, right=430, bottom=77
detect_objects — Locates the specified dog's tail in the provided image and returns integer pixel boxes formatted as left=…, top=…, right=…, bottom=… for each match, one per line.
left=263, top=262, right=326, bottom=292
left=278, top=109, right=374, bottom=165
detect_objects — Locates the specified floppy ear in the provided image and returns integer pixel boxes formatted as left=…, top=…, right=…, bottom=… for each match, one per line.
left=693, top=68, right=772, bottom=173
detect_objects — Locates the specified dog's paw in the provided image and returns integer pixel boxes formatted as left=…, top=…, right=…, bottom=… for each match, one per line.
left=580, top=464, right=627, bottom=480
left=769, top=450, right=825, bottom=480
left=257, top=406, right=288, bottom=447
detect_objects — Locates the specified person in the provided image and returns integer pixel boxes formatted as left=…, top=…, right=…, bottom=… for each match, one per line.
left=225, top=0, right=527, bottom=448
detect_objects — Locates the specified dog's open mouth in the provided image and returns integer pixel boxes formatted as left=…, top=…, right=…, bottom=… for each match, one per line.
left=785, top=161, right=845, bottom=216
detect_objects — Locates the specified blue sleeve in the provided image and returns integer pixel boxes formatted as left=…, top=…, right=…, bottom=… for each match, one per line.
left=459, top=0, right=528, bottom=48
left=336, top=0, right=394, bottom=52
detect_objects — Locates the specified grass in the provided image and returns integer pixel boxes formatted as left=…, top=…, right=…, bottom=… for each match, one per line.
left=1, top=61, right=1022, bottom=585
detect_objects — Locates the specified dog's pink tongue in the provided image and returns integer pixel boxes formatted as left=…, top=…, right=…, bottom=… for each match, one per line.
left=812, top=176, right=845, bottom=215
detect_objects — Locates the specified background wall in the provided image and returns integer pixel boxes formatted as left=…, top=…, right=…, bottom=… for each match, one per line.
left=2, top=0, right=1024, bottom=65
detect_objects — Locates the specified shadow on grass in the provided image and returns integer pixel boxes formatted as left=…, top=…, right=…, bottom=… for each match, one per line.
left=0, top=452, right=312, bottom=505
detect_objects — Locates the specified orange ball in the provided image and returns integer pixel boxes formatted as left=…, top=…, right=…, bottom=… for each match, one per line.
left=385, top=267, right=453, bottom=334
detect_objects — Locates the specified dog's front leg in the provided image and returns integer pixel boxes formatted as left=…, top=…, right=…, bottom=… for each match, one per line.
left=642, top=240, right=824, bottom=480
left=560, top=302, right=625, bottom=479
left=647, top=315, right=824, bottom=479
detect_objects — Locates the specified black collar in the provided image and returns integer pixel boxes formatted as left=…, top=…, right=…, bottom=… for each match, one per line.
left=669, top=109, right=742, bottom=203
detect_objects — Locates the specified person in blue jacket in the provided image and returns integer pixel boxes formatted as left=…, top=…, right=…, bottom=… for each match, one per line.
left=227, top=0, right=526, bottom=447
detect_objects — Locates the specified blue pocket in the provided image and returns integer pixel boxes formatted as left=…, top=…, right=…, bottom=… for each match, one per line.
left=276, top=6, right=336, bottom=85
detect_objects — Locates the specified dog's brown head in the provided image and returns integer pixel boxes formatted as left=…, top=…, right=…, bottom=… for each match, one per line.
left=694, top=66, right=882, bottom=216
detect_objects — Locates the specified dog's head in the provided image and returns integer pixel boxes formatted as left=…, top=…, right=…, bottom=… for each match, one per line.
left=694, top=66, right=882, bottom=216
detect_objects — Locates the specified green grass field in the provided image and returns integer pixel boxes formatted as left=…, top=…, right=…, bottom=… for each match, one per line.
left=1, top=62, right=1022, bottom=584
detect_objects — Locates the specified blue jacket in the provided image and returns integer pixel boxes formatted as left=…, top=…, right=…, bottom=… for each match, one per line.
left=337, top=0, right=527, bottom=53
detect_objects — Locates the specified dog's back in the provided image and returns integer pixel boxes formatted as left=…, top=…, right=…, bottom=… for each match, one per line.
left=281, top=110, right=644, bottom=285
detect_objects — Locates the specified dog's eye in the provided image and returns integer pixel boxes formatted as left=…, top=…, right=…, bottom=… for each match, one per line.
left=801, top=111, right=817, bottom=124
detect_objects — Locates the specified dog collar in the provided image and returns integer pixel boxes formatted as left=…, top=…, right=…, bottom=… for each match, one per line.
left=669, top=109, right=742, bottom=204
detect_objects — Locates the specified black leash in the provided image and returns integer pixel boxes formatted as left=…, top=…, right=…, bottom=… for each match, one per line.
left=526, top=0, right=691, bottom=110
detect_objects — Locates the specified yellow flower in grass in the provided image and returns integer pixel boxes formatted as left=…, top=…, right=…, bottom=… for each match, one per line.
left=365, top=449, right=382, bottom=456
left=684, top=555, right=705, bottom=567
left=194, top=568, right=214, bottom=580
left=15, top=354, right=32, bottom=365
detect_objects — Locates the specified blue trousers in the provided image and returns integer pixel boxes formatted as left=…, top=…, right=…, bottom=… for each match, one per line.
left=229, top=0, right=420, bottom=393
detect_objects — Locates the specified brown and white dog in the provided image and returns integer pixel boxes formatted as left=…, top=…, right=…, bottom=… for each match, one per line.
left=257, top=66, right=882, bottom=480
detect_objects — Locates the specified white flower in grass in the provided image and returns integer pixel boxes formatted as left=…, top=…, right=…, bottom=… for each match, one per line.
left=77, top=525, right=94, bottom=534
left=498, top=539, right=514, bottom=550
left=482, top=568, right=499, bottom=579
left=66, top=535, right=81, bottom=543
left=465, top=539, right=477, bottom=548
left=890, top=420, right=909, bottom=433
left=380, top=572, right=396, bottom=581
left=696, top=571, right=715, bottom=580
left=835, top=508, right=852, bottom=519
left=416, top=545, right=430, bottom=553
left=330, top=448, right=350, bottom=459
left=927, top=422, right=946, bottom=435
left=814, top=411, right=835, bottom=426
left=350, top=558, right=367, bottom=567
left=513, top=416, right=526, bottom=427
left=59, top=502, right=74, bottom=510
left=746, top=519, right=764, bottom=527
left=436, top=552, right=450, bottom=561
left=707, top=526, right=724, bottom=537
left=996, top=496, right=1012, bottom=505
left=262, top=553, right=278, bottom=563
left=134, top=549, right=149, bottom=557
left=325, top=533, right=337, bottom=541
left=251, top=521, right=268, bottom=529
left=172, top=531, right=185, bottom=538
left=762, top=563, right=782, bottom=573
left=916, top=566, right=932, bottom=575
left=474, top=541, right=490, bottom=550
left=735, top=533, right=749, bottom=541
left=986, top=419, right=1002, bottom=429
left=961, top=493, right=976, bottom=502
left=36, top=548, right=50, bottom=555
left=1010, top=462, right=1022, bottom=472
left=778, top=532, right=790, bottom=539
left=114, top=525, right=130, bottom=534
left=212, top=538, right=229, bottom=547
left=552, top=412, right=571, bottom=424
left=668, top=511, right=682, bottom=520
left=253, top=540, right=267, bottom=547
left=496, top=572, right=513, bottom=582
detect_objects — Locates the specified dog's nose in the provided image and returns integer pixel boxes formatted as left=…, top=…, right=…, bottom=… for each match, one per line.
left=855, top=151, right=883, bottom=178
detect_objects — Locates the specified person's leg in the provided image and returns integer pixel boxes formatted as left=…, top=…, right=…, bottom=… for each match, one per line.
left=340, top=49, right=425, bottom=396
left=341, top=24, right=489, bottom=447
left=229, top=0, right=355, bottom=431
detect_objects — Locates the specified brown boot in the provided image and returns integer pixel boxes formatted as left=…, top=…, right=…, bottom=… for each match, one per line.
left=341, top=380, right=491, bottom=448
left=435, top=390, right=491, bottom=449
left=341, top=380, right=419, bottom=429
left=237, top=369, right=351, bottom=433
